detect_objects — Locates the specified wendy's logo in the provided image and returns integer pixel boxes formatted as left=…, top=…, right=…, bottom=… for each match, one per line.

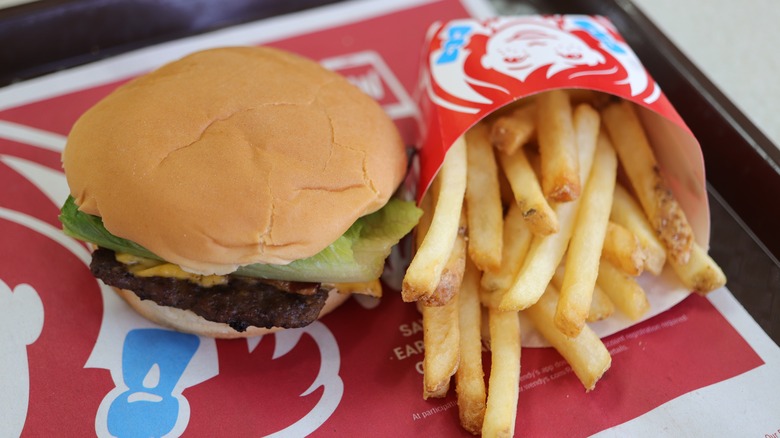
left=480, top=22, right=605, bottom=82
left=426, top=16, right=660, bottom=115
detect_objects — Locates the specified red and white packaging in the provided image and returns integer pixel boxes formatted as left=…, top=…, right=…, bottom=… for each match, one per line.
left=414, top=15, right=709, bottom=345
left=0, top=1, right=778, bottom=437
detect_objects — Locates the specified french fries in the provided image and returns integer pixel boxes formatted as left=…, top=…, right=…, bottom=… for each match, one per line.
left=482, top=308, right=521, bottom=438
left=587, top=285, right=616, bottom=322
left=402, top=136, right=467, bottom=302
left=556, top=131, right=618, bottom=337
left=537, top=89, right=580, bottom=202
left=497, top=198, right=578, bottom=311
left=456, top=259, right=487, bottom=434
left=669, top=241, right=727, bottom=294
left=499, top=102, right=600, bottom=311
left=421, top=295, right=460, bottom=399
left=491, top=103, right=536, bottom=155
left=465, top=123, right=504, bottom=272
left=524, top=285, right=611, bottom=391
left=597, top=260, right=650, bottom=321
left=611, top=184, right=666, bottom=275
left=421, top=211, right=467, bottom=307
left=551, top=266, right=614, bottom=322
left=567, top=89, right=611, bottom=108
left=403, top=90, right=725, bottom=436
left=498, top=146, right=558, bottom=236
left=602, top=221, right=646, bottom=276
left=571, top=103, right=602, bottom=171
left=480, top=203, right=533, bottom=306
left=602, top=101, right=695, bottom=266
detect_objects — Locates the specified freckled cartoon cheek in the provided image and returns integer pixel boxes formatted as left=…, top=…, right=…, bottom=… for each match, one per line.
left=495, top=47, right=529, bottom=66
left=558, top=50, right=584, bottom=62
left=555, top=43, right=582, bottom=60
left=502, top=54, right=529, bottom=65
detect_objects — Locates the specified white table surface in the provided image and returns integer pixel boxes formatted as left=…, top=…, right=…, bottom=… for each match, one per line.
left=632, top=0, right=780, bottom=150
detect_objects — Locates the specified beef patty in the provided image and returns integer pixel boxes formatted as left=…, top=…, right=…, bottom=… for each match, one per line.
left=90, top=248, right=330, bottom=332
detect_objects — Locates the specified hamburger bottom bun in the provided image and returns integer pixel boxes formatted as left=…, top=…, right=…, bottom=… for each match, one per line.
left=112, top=286, right=352, bottom=339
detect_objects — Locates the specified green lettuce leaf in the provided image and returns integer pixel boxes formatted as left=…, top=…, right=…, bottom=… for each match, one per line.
left=59, top=196, right=159, bottom=260
left=59, top=196, right=421, bottom=283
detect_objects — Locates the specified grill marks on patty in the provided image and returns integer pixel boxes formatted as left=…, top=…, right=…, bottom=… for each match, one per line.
left=90, top=248, right=329, bottom=331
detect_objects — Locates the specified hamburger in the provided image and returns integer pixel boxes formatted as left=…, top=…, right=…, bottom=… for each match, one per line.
left=59, top=46, right=421, bottom=338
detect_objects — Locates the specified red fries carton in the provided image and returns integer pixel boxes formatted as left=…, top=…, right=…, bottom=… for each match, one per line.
left=414, top=15, right=711, bottom=343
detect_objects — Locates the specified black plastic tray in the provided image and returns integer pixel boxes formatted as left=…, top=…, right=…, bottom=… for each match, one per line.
left=2, top=0, right=778, bottom=343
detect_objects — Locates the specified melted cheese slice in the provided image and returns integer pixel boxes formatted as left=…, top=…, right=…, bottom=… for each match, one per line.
left=324, top=280, right=382, bottom=297
left=115, top=253, right=382, bottom=296
left=115, top=253, right=228, bottom=287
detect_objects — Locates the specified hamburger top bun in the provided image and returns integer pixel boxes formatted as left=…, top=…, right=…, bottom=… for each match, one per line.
left=63, top=46, right=407, bottom=275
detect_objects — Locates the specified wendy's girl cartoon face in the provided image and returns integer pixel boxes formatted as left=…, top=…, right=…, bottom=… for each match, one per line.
left=418, top=15, right=683, bottom=202
left=481, top=22, right=605, bottom=82
left=424, top=16, right=667, bottom=118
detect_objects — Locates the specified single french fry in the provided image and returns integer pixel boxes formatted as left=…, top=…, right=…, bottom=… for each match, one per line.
left=490, top=103, right=536, bottom=155
left=587, top=284, right=616, bottom=322
left=524, top=285, right=612, bottom=391
left=567, top=89, right=610, bottom=108
left=597, top=260, right=650, bottom=321
left=413, top=192, right=434, bottom=256
left=403, top=136, right=467, bottom=302
left=537, top=89, right=580, bottom=202
left=496, top=199, right=580, bottom=311
left=669, top=241, right=727, bottom=294
left=483, top=98, right=527, bottom=123
left=602, top=100, right=694, bottom=265
left=571, top=103, right=601, bottom=170
left=465, top=123, right=504, bottom=271
left=602, top=221, right=646, bottom=276
left=414, top=193, right=448, bottom=305
left=455, top=259, right=487, bottom=434
left=421, top=211, right=467, bottom=306
left=480, top=203, right=533, bottom=308
left=497, top=162, right=515, bottom=207
left=611, top=184, right=666, bottom=275
left=499, top=105, right=600, bottom=311
left=498, top=147, right=558, bottom=236
left=550, top=266, right=614, bottom=322
left=422, top=295, right=460, bottom=399
left=556, top=131, right=618, bottom=337
left=481, top=308, right=521, bottom=438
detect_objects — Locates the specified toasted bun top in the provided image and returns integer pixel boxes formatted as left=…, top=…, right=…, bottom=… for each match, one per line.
left=63, top=47, right=407, bottom=274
